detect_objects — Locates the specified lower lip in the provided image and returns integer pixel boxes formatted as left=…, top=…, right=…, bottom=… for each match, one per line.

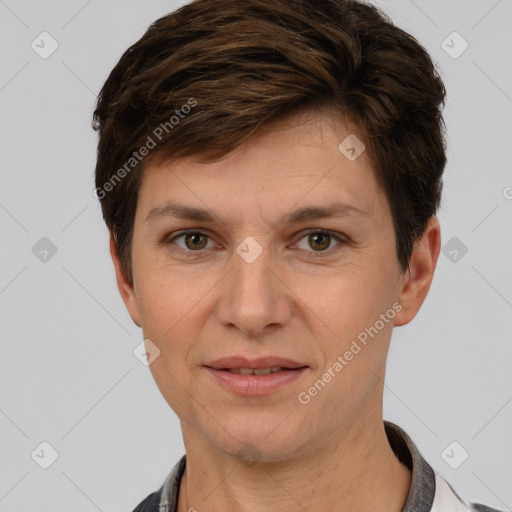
left=205, top=367, right=307, bottom=396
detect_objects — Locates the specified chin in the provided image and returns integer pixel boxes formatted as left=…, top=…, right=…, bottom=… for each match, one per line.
left=205, top=411, right=308, bottom=462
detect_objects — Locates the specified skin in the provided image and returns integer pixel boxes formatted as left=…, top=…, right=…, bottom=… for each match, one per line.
left=111, top=110, right=441, bottom=512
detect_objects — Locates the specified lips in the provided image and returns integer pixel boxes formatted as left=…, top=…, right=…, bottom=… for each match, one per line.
left=204, top=356, right=308, bottom=396
left=225, top=367, right=284, bottom=375
left=205, top=356, right=307, bottom=371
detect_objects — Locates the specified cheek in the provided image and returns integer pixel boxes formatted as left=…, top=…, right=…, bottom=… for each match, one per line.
left=299, top=270, right=397, bottom=414
left=298, top=267, right=399, bottom=377
left=302, top=266, right=395, bottom=330
left=136, top=277, right=198, bottom=416
left=133, top=249, right=204, bottom=330
left=133, top=270, right=184, bottom=354
left=134, top=265, right=217, bottom=364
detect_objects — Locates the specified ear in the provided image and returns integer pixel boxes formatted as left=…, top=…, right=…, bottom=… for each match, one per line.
left=109, top=233, right=142, bottom=328
left=394, top=215, right=441, bottom=326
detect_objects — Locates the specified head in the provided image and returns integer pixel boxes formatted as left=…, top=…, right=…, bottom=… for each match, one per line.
left=93, top=0, right=446, bottom=460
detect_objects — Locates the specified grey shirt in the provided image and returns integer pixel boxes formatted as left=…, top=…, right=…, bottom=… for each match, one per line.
left=131, top=421, right=505, bottom=512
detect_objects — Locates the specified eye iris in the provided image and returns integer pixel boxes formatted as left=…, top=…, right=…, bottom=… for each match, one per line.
left=185, top=233, right=207, bottom=250
left=309, top=232, right=330, bottom=251
left=181, top=233, right=333, bottom=251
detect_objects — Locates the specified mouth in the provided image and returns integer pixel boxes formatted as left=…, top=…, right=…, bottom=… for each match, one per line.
left=205, top=356, right=307, bottom=371
left=204, top=357, right=309, bottom=396
left=217, top=367, right=296, bottom=375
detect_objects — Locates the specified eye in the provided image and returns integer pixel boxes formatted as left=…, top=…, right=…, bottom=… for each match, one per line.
left=166, top=229, right=346, bottom=256
left=170, top=231, right=216, bottom=252
left=294, top=229, right=345, bottom=254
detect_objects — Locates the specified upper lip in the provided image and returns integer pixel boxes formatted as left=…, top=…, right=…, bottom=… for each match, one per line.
left=205, top=356, right=307, bottom=370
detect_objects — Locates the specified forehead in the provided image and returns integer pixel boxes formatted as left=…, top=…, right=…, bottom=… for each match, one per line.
left=135, top=112, right=385, bottom=227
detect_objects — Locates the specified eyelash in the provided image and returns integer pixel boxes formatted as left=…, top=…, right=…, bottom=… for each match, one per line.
left=166, top=229, right=347, bottom=257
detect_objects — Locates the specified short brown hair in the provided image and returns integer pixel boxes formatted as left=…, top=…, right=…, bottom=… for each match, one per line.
left=92, top=0, right=447, bottom=284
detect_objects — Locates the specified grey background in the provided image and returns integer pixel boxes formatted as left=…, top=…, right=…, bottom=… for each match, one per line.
left=1, top=0, right=511, bottom=510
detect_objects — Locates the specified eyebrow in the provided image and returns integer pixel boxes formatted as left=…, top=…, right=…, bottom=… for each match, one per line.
left=145, top=201, right=368, bottom=225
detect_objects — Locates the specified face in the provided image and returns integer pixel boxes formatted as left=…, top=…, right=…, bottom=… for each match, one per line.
left=112, top=111, right=439, bottom=462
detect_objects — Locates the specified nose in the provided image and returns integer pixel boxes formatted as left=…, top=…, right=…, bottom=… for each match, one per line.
left=215, top=240, right=293, bottom=338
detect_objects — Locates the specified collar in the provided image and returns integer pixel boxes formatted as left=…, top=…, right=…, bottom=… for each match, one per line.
left=384, top=420, right=436, bottom=511
left=158, top=420, right=437, bottom=512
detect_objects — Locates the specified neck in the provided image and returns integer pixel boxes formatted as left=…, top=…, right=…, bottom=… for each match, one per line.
left=177, top=416, right=412, bottom=512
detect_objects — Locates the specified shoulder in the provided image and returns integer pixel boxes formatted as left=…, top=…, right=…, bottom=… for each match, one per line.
left=468, top=504, right=508, bottom=512
left=433, top=473, right=506, bottom=512
left=130, top=455, right=186, bottom=512
left=130, top=489, right=163, bottom=512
